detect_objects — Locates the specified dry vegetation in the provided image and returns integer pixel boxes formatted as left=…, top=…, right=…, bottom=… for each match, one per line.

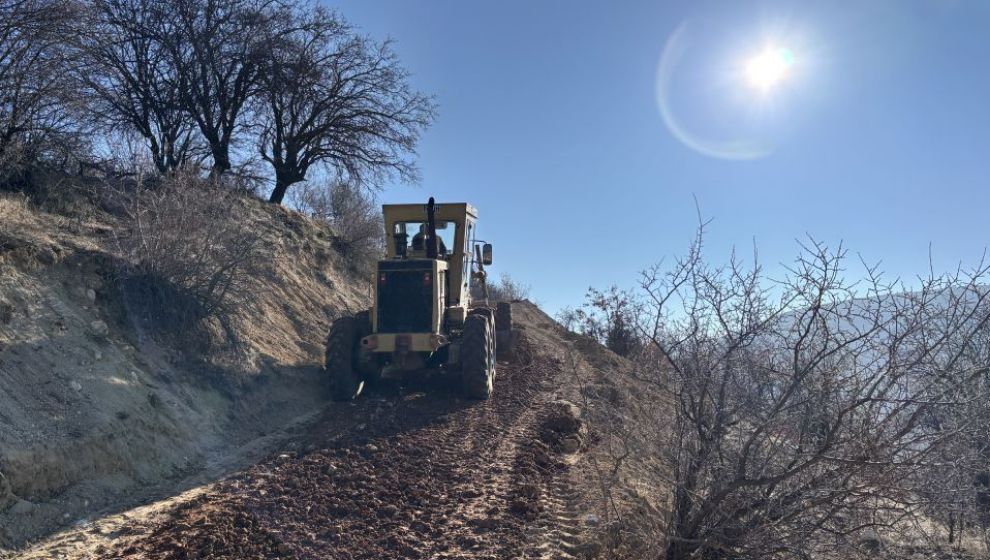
left=490, top=273, right=532, bottom=303
left=1, top=0, right=433, bottom=201
left=112, top=174, right=263, bottom=339
left=288, top=179, right=384, bottom=276
left=566, top=225, right=990, bottom=560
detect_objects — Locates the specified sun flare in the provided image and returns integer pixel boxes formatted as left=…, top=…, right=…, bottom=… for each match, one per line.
left=745, top=47, right=794, bottom=92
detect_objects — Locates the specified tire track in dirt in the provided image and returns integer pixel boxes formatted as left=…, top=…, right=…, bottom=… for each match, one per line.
left=444, top=359, right=549, bottom=549
left=100, top=336, right=581, bottom=560
left=522, top=468, right=588, bottom=560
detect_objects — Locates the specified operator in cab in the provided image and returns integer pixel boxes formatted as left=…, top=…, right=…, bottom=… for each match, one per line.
left=412, top=223, right=447, bottom=255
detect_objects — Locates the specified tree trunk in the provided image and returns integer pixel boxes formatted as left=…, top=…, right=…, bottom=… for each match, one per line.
left=665, top=482, right=700, bottom=560
left=268, top=179, right=290, bottom=204
left=268, top=167, right=303, bottom=204
left=209, top=146, right=231, bottom=179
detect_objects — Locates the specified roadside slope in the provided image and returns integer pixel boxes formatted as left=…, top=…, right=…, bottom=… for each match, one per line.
left=0, top=189, right=368, bottom=551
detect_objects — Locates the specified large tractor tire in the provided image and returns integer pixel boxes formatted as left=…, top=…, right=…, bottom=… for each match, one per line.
left=353, top=310, right=382, bottom=387
left=462, top=314, right=494, bottom=400
left=495, top=302, right=513, bottom=360
left=495, top=301, right=513, bottom=332
left=325, top=315, right=364, bottom=401
left=470, top=307, right=498, bottom=371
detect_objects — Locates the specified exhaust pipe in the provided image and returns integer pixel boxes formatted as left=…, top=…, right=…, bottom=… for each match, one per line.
left=426, top=197, right=438, bottom=259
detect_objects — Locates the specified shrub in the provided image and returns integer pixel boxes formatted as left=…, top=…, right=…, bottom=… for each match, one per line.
left=290, top=180, right=383, bottom=275
left=488, top=273, right=531, bottom=302
left=472, top=273, right=530, bottom=304
left=556, top=286, right=641, bottom=358
left=114, top=172, right=262, bottom=337
left=584, top=228, right=990, bottom=559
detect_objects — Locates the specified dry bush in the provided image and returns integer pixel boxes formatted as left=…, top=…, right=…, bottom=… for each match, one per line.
left=584, top=224, right=990, bottom=560
left=488, top=273, right=531, bottom=303
left=472, top=273, right=531, bottom=304
left=557, top=286, right=641, bottom=358
left=290, top=179, right=382, bottom=275
left=114, top=172, right=262, bottom=339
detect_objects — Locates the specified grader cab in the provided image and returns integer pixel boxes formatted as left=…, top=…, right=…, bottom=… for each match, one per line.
left=325, top=198, right=512, bottom=400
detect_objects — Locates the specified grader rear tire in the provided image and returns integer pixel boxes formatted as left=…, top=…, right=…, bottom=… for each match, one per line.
left=462, top=314, right=494, bottom=400
left=469, top=307, right=498, bottom=369
left=495, top=301, right=512, bottom=331
left=325, top=316, right=364, bottom=401
left=495, top=302, right=513, bottom=359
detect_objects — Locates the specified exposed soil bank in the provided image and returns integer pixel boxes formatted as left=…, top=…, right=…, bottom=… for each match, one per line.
left=0, top=192, right=368, bottom=551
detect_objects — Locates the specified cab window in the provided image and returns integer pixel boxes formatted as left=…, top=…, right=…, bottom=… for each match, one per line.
left=393, top=221, right=457, bottom=258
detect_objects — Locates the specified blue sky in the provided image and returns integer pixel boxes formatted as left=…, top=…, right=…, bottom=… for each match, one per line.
left=330, top=0, right=990, bottom=314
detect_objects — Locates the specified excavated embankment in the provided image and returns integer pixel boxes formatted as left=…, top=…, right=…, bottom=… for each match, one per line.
left=0, top=190, right=369, bottom=551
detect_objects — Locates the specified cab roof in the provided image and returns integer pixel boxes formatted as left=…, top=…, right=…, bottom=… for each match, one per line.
left=381, top=202, right=478, bottom=222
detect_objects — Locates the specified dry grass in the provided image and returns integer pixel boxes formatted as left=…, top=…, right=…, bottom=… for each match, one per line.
left=288, top=180, right=383, bottom=277
left=0, top=193, right=103, bottom=270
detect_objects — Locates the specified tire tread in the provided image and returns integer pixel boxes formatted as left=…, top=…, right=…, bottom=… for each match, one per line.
left=462, top=314, right=493, bottom=399
left=326, top=316, right=363, bottom=401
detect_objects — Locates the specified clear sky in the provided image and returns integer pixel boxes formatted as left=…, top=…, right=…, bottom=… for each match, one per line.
left=329, top=0, right=990, bottom=314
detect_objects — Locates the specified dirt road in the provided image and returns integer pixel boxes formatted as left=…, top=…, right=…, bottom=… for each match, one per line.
left=89, top=336, right=593, bottom=560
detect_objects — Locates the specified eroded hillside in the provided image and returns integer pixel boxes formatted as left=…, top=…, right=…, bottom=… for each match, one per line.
left=0, top=188, right=370, bottom=550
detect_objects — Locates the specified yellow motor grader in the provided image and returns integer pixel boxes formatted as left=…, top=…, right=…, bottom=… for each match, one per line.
left=325, top=198, right=512, bottom=400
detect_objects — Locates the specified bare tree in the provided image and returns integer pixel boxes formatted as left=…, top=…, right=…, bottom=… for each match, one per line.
left=162, top=0, right=279, bottom=178
left=256, top=6, right=434, bottom=204
left=78, top=0, right=201, bottom=174
left=0, top=0, right=83, bottom=176
left=593, top=226, right=990, bottom=559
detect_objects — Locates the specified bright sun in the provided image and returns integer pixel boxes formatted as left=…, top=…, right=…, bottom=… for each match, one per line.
left=745, top=47, right=795, bottom=92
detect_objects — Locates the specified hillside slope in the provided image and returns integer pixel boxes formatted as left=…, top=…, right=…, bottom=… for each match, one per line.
left=0, top=189, right=369, bottom=550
